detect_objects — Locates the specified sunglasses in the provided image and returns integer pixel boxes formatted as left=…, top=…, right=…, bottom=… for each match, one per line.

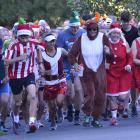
left=87, top=28, right=98, bottom=31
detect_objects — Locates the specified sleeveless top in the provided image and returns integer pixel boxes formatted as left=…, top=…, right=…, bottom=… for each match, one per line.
left=81, top=32, right=104, bottom=72
left=42, top=48, right=65, bottom=85
left=135, top=39, right=140, bottom=59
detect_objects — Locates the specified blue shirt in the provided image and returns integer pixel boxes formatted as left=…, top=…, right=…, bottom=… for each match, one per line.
left=0, top=56, right=5, bottom=87
left=56, top=27, right=85, bottom=71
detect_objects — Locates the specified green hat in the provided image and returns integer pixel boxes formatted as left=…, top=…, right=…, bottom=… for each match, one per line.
left=69, top=11, right=80, bottom=26
left=18, top=17, right=26, bottom=24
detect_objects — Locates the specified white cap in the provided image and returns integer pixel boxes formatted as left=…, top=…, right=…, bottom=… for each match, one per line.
left=44, top=34, right=56, bottom=42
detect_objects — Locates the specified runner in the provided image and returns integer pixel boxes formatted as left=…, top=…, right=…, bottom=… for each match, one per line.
left=131, top=24, right=140, bottom=107
left=31, top=23, right=46, bottom=129
left=56, top=11, right=85, bottom=125
left=0, top=38, right=10, bottom=133
left=68, top=19, right=112, bottom=127
left=106, top=23, right=133, bottom=125
left=39, top=33, right=67, bottom=130
left=5, top=24, right=39, bottom=134
left=120, top=10, right=139, bottom=117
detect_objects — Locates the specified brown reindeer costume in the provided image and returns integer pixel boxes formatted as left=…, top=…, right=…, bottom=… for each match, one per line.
left=68, top=20, right=112, bottom=127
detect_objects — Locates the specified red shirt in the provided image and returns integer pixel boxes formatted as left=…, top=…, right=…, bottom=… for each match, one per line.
left=5, top=38, right=39, bottom=79
left=107, top=40, right=132, bottom=78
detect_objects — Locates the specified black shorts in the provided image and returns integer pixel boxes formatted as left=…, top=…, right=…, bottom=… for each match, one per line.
left=38, top=87, right=44, bottom=91
left=9, top=73, right=35, bottom=95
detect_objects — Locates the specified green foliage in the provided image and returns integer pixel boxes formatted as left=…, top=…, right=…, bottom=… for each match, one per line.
left=0, top=0, right=71, bottom=27
left=0, top=0, right=139, bottom=28
left=122, top=0, right=140, bottom=19
left=66, top=0, right=140, bottom=20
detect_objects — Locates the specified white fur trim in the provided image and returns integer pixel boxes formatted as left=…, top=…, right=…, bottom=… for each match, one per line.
left=108, top=28, right=122, bottom=35
left=42, top=48, right=62, bottom=76
left=106, top=90, right=130, bottom=96
left=42, top=48, right=61, bottom=64
left=108, top=28, right=127, bottom=46
left=69, top=22, right=80, bottom=26
left=32, top=28, right=39, bottom=33
left=17, top=30, right=31, bottom=36
left=45, top=78, right=66, bottom=85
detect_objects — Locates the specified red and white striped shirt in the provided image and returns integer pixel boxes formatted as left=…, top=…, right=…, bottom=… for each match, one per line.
left=5, top=38, right=40, bottom=79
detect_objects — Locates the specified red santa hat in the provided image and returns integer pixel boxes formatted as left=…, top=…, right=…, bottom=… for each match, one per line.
left=108, top=23, right=123, bottom=35
left=17, top=24, right=31, bottom=36
left=108, top=23, right=127, bottom=45
left=108, top=23, right=122, bottom=34
left=31, top=24, right=40, bottom=33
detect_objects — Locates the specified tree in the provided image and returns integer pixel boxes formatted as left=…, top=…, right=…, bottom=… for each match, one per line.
left=66, top=0, right=140, bottom=20
left=0, top=0, right=139, bottom=27
left=0, top=0, right=71, bottom=27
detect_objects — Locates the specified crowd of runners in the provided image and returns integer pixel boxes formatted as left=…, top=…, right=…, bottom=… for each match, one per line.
left=0, top=10, right=140, bottom=135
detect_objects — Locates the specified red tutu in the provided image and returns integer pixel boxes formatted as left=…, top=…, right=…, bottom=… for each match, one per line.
left=107, top=70, right=132, bottom=94
left=44, top=82, right=66, bottom=100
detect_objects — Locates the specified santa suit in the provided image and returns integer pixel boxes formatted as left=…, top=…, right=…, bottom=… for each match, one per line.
left=106, top=40, right=133, bottom=96
left=42, top=48, right=66, bottom=100
left=132, top=38, right=140, bottom=91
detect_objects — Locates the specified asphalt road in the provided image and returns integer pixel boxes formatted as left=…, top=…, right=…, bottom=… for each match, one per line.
left=1, top=115, right=140, bottom=140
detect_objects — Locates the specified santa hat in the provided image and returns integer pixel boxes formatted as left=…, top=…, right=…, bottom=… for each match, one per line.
left=38, top=20, right=50, bottom=31
left=108, top=23, right=127, bottom=45
left=108, top=23, right=121, bottom=33
left=69, top=11, right=81, bottom=26
left=17, top=24, right=31, bottom=36
left=31, top=24, right=40, bottom=33
left=44, top=34, right=56, bottom=42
